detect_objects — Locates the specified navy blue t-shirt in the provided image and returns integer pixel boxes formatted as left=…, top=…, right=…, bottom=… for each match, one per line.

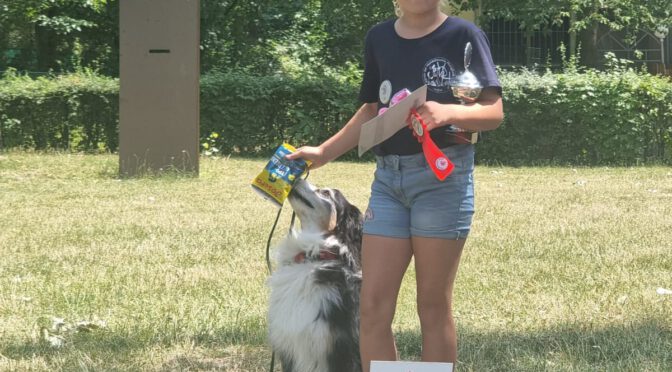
left=359, top=17, right=501, bottom=156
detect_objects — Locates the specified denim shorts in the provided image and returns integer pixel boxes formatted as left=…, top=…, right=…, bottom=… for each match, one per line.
left=363, top=144, right=475, bottom=240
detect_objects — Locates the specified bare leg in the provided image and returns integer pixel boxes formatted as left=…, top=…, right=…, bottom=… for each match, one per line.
left=359, top=234, right=413, bottom=372
left=412, top=236, right=466, bottom=363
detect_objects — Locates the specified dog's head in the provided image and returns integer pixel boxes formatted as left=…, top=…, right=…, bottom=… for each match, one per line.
left=287, top=179, right=363, bottom=268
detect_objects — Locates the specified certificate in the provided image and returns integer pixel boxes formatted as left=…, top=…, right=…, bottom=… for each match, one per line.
left=358, top=85, right=428, bottom=156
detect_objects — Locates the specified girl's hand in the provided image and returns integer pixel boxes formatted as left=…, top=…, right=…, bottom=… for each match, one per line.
left=414, top=101, right=453, bottom=131
left=285, top=146, right=328, bottom=170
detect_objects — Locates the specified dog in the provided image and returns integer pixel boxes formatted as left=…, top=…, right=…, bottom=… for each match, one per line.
left=267, top=179, right=363, bottom=372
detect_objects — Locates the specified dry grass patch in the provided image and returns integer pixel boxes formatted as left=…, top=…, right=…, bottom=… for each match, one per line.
left=0, top=152, right=670, bottom=371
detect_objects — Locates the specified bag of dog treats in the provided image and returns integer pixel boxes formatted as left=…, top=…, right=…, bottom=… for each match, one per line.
left=251, top=143, right=310, bottom=207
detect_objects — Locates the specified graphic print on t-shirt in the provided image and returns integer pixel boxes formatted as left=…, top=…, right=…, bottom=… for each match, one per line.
left=423, top=57, right=456, bottom=94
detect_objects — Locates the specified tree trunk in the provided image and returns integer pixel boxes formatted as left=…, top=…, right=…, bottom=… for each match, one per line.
left=579, top=23, right=601, bottom=68
left=35, top=8, right=59, bottom=72
left=107, top=0, right=120, bottom=76
left=569, top=11, right=577, bottom=57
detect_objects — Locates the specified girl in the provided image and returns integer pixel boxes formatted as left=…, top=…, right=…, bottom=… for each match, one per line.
left=287, top=1, right=503, bottom=370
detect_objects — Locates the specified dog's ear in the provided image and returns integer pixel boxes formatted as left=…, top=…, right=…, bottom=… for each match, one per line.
left=332, top=191, right=363, bottom=268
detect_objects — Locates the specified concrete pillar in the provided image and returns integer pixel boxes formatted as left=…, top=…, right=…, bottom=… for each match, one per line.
left=119, top=0, right=200, bottom=176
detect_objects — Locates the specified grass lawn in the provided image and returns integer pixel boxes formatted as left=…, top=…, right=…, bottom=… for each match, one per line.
left=0, top=151, right=671, bottom=371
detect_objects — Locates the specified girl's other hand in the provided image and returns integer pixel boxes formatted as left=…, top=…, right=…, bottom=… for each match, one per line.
left=285, top=146, right=327, bottom=170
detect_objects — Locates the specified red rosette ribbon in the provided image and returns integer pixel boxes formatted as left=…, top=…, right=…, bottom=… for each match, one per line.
left=409, top=108, right=454, bottom=181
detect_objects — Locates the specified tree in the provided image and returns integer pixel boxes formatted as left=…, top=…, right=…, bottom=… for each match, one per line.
left=4, top=0, right=667, bottom=75
left=199, top=0, right=393, bottom=74
left=320, top=0, right=393, bottom=66
left=0, top=0, right=117, bottom=74
left=450, top=0, right=672, bottom=66
left=200, top=0, right=305, bottom=73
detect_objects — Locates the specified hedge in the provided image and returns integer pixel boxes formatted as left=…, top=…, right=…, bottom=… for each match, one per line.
left=1, top=68, right=671, bottom=165
left=0, top=70, right=118, bottom=151
left=200, top=71, right=359, bottom=156
left=484, top=68, right=672, bottom=165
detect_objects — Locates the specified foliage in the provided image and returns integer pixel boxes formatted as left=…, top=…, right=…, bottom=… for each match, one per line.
left=3, top=0, right=669, bottom=76
left=199, top=0, right=301, bottom=74
left=199, top=71, right=360, bottom=156
left=450, top=0, right=672, bottom=33
left=0, top=0, right=118, bottom=74
left=484, top=57, right=672, bottom=165
left=0, top=70, right=362, bottom=156
left=1, top=0, right=394, bottom=77
left=450, top=0, right=671, bottom=66
left=200, top=0, right=393, bottom=75
left=199, top=66, right=672, bottom=165
left=201, top=132, right=222, bottom=158
left=319, top=0, right=394, bottom=66
left=0, top=69, right=118, bottom=151
left=2, top=68, right=671, bottom=165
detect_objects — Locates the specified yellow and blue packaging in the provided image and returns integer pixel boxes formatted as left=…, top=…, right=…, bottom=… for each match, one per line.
left=251, top=143, right=310, bottom=207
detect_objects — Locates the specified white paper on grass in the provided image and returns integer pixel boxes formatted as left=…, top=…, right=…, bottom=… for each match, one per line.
left=370, top=361, right=454, bottom=372
left=657, top=287, right=672, bottom=295
left=358, top=85, right=428, bottom=157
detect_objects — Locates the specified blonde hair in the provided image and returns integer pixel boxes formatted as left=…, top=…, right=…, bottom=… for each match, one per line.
left=393, top=0, right=449, bottom=18
left=393, top=0, right=402, bottom=17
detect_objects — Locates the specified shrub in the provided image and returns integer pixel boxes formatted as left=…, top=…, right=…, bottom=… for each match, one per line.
left=0, top=69, right=118, bottom=151
left=1, top=67, right=671, bottom=165
left=200, top=71, right=359, bottom=156
left=485, top=65, right=672, bottom=165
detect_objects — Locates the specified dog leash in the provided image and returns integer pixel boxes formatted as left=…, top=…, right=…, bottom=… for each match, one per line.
left=265, top=170, right=309, bottom=372
left=265, top=209, right=296, bottom=274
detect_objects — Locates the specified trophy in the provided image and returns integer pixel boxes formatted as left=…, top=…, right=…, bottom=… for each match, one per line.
left=448, top=42, right=482, bottom=143
left=451, top=42, right=482, bottom=103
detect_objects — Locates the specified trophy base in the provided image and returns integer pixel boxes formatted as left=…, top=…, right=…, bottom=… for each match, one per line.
left=445, top=126, right=479, bottom=145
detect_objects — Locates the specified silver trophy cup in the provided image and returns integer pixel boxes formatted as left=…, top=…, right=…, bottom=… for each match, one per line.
left=451, top=42, right=482, bottom=103
left=447, top=42, right=482, bottom=144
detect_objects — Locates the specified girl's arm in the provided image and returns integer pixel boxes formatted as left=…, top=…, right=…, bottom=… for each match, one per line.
left=416, top=87, right=503, bottom=132
left=286, top=102, right=378, bottom=169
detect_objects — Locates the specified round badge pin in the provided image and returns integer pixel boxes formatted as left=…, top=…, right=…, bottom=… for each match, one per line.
left=379, top=80, right=392, bottom=105
left=436, top=158, right=449, bottom=171
left=411, top=116, right=424, bottom=137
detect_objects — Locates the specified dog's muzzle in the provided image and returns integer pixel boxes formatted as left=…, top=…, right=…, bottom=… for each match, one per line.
left=288, top=180, right=315, bottom=209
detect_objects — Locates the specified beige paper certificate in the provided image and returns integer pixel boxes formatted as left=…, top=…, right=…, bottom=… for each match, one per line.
left=370, top=361, right=453, bottom=372
left=358, top=85, right=428, bottom=156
